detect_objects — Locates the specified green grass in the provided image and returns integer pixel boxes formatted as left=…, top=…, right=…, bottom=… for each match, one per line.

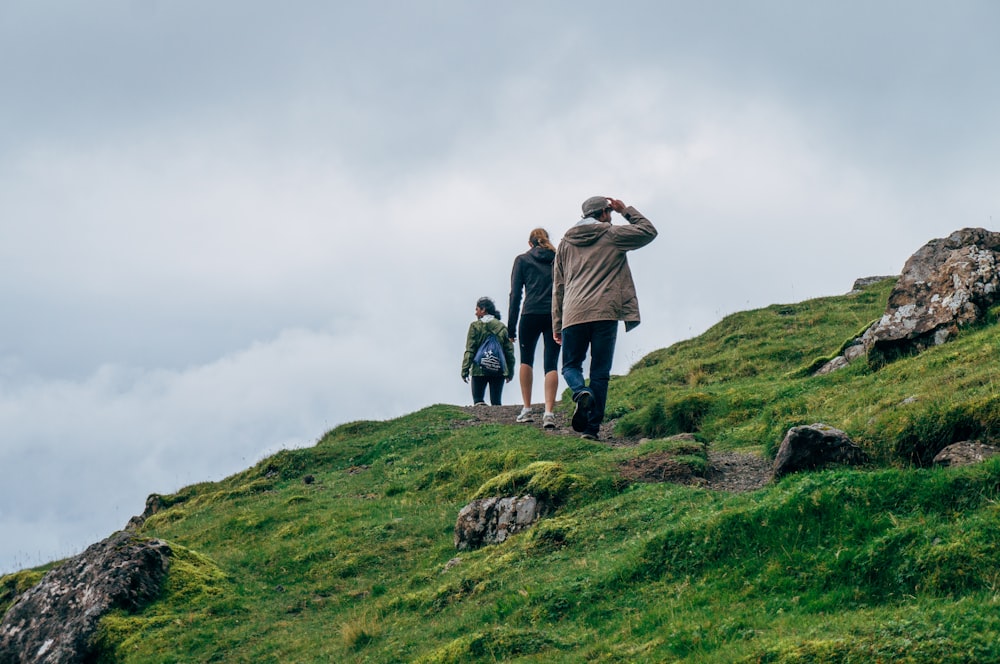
left=9, top=276, right=1000, bottom=662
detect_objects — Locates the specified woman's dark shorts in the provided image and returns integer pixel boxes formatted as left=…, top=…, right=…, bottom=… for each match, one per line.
left=518, top=313, right=560, bottom=373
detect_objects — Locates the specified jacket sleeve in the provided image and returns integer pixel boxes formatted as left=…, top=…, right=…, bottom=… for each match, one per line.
left=461, top=323, right=478, bottom=378
left=551, top=247, right=565, bottom=335
left=501, top=326, right=516, bottom=379
left=507, top=256, right=524, bottom=337
left=610, top=206, right=658, bottom=250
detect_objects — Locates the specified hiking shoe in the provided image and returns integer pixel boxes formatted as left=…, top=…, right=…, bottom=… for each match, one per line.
left=571, top=390, right=593, bottom=432
left=542, top=412, right=556, bottom=429
left=516, top=407, right=534, bottom=423
left=581, top=432, right=600, bottom=441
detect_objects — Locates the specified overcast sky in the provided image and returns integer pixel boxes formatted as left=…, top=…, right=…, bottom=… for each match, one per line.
left=2, top=1, right=998, bottom=573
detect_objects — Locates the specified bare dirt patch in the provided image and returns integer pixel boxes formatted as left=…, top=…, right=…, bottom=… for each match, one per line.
left=619, top=451, right=703, bottom=486
left=704, top=451, right=772, bottom=493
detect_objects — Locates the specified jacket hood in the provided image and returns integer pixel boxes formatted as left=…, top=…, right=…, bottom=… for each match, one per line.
left=562, top=221, right=610, bottom=247
left=527, top=245, right=556, bottom=264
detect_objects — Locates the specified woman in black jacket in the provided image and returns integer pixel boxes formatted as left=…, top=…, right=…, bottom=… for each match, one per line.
left=508, top=228, right=560, bottom=428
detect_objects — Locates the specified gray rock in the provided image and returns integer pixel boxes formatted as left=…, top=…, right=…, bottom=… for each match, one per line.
left=932, top=441, right=1000, bottom=468
left=813, top=355, right=848, bottom=376
left=773, top=423, right=868, bottom=478
left=816, top=229, right=1000, bottom=374
left=125, top=493, right=169, bottom=531
left=867, top=228, right=1000, bottom=365
left=0, top=531, right=171, bottom=664
left=454, top=495, right=549, bottom=550
left=850, top=275, right=897, bottom=293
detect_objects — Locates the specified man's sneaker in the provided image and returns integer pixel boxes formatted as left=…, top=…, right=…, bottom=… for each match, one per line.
left=542, top=412, right=556, bottom=429
left=571, top=390, right=593, bottom=432
left=516, top=407, right=534, bottom=423
left=581, top=432, right=600, bottom=441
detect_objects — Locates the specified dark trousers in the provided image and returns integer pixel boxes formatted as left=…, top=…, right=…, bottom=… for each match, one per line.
left=560, top=320, right=618, bottom=435
left=471, top=375, right=505, bottom=405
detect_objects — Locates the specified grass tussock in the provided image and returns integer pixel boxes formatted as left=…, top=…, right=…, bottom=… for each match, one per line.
left=10, top=276, right=1000, bottom=661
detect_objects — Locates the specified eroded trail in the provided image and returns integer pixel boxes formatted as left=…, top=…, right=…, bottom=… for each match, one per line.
left=457, top=404, right=772, bottom=493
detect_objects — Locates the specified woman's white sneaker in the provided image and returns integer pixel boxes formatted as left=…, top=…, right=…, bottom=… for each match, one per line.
left=516, top=407, right=534, bottom=423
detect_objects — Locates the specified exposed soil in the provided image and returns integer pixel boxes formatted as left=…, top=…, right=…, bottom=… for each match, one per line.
left=458, top=404, right=773, bottom=493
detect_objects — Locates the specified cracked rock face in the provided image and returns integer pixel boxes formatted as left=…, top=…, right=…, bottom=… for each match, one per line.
left=816, top=228, right=1000, bottom=374
left=0, top=531, right=171, bottom=664
left=454, top=496, right=550, bottom=550
left=868, top=228, right=1000, bottom=361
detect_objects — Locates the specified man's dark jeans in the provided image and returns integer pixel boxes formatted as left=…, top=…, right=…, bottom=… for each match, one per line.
left=560, top=320, right=618, bottom=435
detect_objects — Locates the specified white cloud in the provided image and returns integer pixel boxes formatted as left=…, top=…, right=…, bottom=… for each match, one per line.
left=3, top=1, right=1000, bottom=574
left=0, top=321, right=471, bottom=573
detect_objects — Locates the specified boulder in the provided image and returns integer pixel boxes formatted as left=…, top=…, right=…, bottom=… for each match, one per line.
left=932, top=441, right=1000, bottom=468
left=0, top=531, right=171, bottom=664
left=772, top=423, right=867, bottom=478
left=867, top=228, right=1000, bottom=364
left=454, top=495, right=549, bottom=550
left=816, top=229, right=1000, bottom=374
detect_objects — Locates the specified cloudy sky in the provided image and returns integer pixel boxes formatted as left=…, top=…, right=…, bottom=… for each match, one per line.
left=2, top=0, right=998, bottom=573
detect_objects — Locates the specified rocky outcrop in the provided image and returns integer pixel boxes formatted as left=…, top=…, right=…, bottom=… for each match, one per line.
left=849, top=275, right=897, bottom=293
left=868, top=228, right=1000, bottom=362
left=125, top=493, right=169, bottom=530
left=0, top=531, right=171, bottom=664
left=816, top=228, right=1000, bottom=374
left=772, top=424, right=867, bottom=478
left=454, top=496, right=549, bottom=550
left=932, top=441, right=1000, bottom=468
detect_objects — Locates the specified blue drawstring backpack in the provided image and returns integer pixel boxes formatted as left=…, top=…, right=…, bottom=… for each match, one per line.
left=473, top=334, right=506, bottom=376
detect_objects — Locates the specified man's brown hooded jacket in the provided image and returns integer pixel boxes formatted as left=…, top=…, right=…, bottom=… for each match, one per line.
left=552, top=206, right=657, bottom=335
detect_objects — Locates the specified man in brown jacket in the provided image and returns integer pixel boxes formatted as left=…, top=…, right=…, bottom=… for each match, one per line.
left=553, top=196, right=657, bottom=439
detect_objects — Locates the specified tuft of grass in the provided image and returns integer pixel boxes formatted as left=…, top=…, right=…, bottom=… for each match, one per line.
left=341, top=610, right=380, bottom=651
left=889, top=395, right=1000, bottom=466
left=616, top=392, right=715, bottom=438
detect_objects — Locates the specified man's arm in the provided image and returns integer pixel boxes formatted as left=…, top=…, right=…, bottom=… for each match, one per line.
left=610, top=204, right=657, bottom=250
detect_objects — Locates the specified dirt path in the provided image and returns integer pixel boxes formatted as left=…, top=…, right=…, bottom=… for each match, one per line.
left=458, top=404, right=772, bottom=493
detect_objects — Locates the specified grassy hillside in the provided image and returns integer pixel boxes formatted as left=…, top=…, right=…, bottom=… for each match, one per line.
left=10, top=278, right=1000, bottom=662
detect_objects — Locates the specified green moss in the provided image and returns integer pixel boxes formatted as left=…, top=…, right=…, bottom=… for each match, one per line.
left=92, top=544, right=232, bottom=662
left=0, top=569, right=45, bottom=614
left=415, top=627, right=564, bottom=663
left=471, top=461, right=583, bottom=505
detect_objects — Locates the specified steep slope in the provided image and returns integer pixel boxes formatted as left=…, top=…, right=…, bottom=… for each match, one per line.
left=8, top=278, right=1000, bottom=662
